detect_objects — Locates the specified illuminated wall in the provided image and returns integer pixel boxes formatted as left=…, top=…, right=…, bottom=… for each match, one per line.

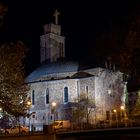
left=25, top=67, right=126, bottom=130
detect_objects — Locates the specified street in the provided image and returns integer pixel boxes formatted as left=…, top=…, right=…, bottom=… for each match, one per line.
left=0, top=127, right=140, bottom=140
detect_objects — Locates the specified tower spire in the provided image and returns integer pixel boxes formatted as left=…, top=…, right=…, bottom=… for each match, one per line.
left=40, top=10, right=65, bottom=64
left=53, top=10, right=60, bottom=25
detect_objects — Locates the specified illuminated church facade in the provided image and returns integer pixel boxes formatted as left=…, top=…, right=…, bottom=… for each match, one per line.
left=25, top=11, right=127, bottom=131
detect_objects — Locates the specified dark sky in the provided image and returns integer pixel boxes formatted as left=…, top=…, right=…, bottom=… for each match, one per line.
left=0, top=0, right=140, bottom=75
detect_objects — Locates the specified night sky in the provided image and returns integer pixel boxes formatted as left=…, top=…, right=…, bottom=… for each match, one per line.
left=0, top=0, right=140, bottom=76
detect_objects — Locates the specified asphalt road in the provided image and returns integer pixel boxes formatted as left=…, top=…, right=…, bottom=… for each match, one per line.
left=1, top=134, right=140, bottom=140
left=64, top=135, right=140, bottom=140
left=58, top=127, right=140, bottom=140
left=0, top=127, right=140, bottom=140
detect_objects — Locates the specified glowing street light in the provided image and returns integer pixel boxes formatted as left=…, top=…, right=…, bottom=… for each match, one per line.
left=120, top=106, right=125, bottom=110
left=113, top=109, right=117, bottom=113
left=27, top=101, right=32, bottom=107
left=52, top=102, right=56, bottom=108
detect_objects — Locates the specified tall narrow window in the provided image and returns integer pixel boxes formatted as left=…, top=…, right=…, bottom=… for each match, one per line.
left=64, top=87, right=68, bottom=103
left=86, top=86, right=89, bottom=101
left=32, top=90, right=35, bottom=105
left=46, top=88, right=49, bottom=104
left=86, top=86, right=88, bottom=94
left=58, top=43, right=64, bottom=59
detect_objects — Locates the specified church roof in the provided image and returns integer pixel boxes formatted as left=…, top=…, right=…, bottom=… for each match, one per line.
left=71, top=71, right=93, bottom=78
left=26, top=61, right=89, bottom=83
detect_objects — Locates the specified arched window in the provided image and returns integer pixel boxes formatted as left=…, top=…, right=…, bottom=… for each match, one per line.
left=32, top=90, right=35, bottom=105
left=64, top=87, right=68, bottom=103
left=46, top=88, right=49, bottom=104
left=86, top=86, right=88, bottom=94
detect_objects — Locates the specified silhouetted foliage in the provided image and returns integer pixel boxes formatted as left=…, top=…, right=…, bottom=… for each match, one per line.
left=0, top=41, right=30, bottom=118
left=91, top=11, right=140, bottom=89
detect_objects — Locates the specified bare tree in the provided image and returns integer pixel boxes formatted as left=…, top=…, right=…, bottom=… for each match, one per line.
left=72, top=92, right=95, bottom=129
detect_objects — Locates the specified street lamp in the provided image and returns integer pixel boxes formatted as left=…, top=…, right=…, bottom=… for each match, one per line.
left=27, top=101, right=32, bottom=132
left=51, top=102, right=57, bottom=123
left=113, top=109, right=116, bottom=113
left=120, top=106, right=124, bottom=110
left=113, top=109, right=118, bottom=127
left=120, top=106, right=125, bottom=126
left=52, top=102, right=56, bottom=108
left=51, top=101, right=57, bottom=140
left=0, top=107, right=3, bottom=119
left=108, top=89, right=113, bottom=127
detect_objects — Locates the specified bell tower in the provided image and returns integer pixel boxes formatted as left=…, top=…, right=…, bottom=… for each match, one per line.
left=40, top=10, right=65, bottom=64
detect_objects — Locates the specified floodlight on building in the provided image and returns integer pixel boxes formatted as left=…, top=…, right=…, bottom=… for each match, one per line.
left=108, top=89, right=111, bottom=95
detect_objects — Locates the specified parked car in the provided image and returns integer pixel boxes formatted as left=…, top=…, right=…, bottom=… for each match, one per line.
left=53, top=120, right=71, bottom=132
left=0, top=127, right=5, bottom=134
left=5, top=125, right=29, bottom=135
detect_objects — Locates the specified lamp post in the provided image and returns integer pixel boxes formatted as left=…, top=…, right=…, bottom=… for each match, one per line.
left=113, top=109, right=118, bottom=127
left=108, top=89, right=112, bottom=127
left=0, top=107, right=2, bottom=119
left=120, top=105, right=125, bottom=126
left=27, top=101, right=32, bottom=132
left=52, top=102, right=57, bottom=123
left=51, top=101, right=57, bottom=140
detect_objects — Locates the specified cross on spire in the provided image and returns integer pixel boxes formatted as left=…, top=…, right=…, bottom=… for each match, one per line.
left=53, top=10, right=60, bottom=25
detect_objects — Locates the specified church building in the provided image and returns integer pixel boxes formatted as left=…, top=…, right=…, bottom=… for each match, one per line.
left=25, top=10, right=127, bottom=131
